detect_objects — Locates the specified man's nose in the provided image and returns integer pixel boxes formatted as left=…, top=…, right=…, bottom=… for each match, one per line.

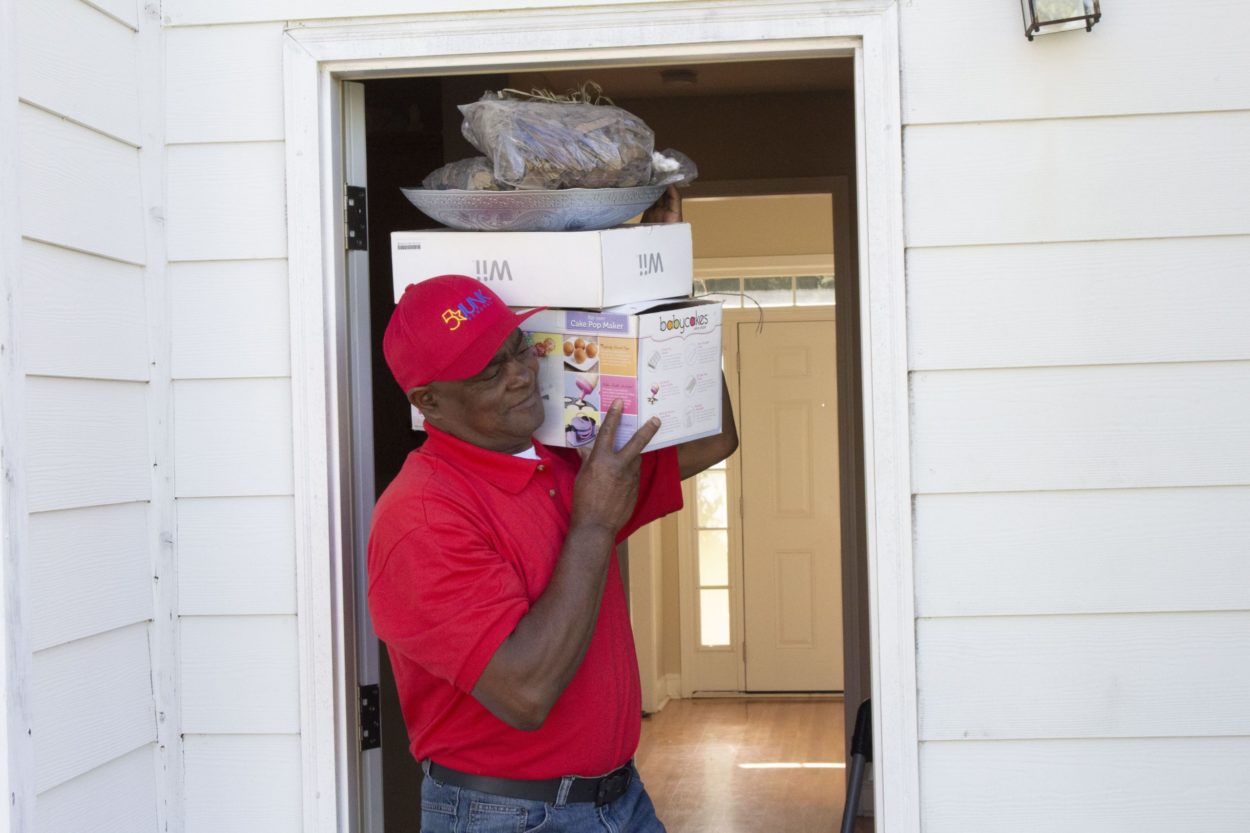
left=503, top=354, right=535, bottom=387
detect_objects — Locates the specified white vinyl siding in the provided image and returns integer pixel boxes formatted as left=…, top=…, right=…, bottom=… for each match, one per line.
left=33, top=745, right=160, bottom=833
left=16, top=105, right=145, bottom=265
left=901, top=1, right=1250, bottom=830
left=918, top=612, right=1250, bottom=740
left=81, top=0, right=139, bottom=29
left=163, top=19, right=301, bottom=831
left=12, top=1, right=160, bottom=828
left=914, top=487, right=1250, bottom=618
left=165, top=142, right=288, bottom=262
left=182, top=735, right=302, bottom=833
left=173, top=378, right=295, bottom=497
left=181, top=616, right=301, bottom=734
left=165, top=22, right=285, bottom=144
left=160, top=0, right=682, bottom=26
left=169, top=260, right=291, bottom=378
left=907, top=236, right=1250, bottom=370
left=29, top=503, right=153, bottom=651
left=900, top=0, right=1250, bottom=124
left=903, top=111, right=1250, bottom=248
left=911, top=362, right=1250, bottom=494
left=31, top=624, right=156, bottom=793
left=176, top=496, right=297, bottom=616
left=24, top=377, right=151, bottom=512
left=920, top=737, right=1250, bottom=829
left=20, top=241, right=149, bottom=380
left=16, top=0, right=141, bottom=145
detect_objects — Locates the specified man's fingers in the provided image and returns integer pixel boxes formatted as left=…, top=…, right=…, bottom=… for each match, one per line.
left=665, top=185, right=681, bottom=220
left=588, top=400, right=624, bottom=458
left=617, top=415, right=661, bottom=460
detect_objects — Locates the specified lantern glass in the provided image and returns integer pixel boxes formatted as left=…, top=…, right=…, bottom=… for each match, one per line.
left=1022, top=0, right=1100, bottom=38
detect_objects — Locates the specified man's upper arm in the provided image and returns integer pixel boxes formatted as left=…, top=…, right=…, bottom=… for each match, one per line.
left=368, top=512, right=529, bottom=693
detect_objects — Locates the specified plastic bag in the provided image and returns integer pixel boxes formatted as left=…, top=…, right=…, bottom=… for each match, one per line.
left=421, top=157, right=510, bottom=191
left=459, top=91, right=655, bottom=190
left=650, top=148, right=698, bottom=187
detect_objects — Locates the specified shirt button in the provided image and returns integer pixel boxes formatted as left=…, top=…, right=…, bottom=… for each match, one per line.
left=537, top=464, right=545, bottom=471
left=548, top=489, right=556, bottom=498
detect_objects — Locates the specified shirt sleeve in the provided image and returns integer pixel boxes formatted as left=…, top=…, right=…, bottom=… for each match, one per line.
left=367, top=494, right=529, bottom=694
left=617, top=445, right=684, bottom=542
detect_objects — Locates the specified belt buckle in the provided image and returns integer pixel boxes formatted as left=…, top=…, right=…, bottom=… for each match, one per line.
left=594, top=769, right=630, bottom=806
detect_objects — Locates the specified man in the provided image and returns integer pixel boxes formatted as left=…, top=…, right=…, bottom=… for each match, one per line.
left=368, top=196, right=737, bottom=833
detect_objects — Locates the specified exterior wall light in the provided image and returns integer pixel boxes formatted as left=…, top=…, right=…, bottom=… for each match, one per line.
left=1021, top=0, right=1101, bottom=40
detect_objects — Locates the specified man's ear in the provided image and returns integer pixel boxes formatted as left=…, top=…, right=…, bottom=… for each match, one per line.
left=407, top=385, right=437, bottom=417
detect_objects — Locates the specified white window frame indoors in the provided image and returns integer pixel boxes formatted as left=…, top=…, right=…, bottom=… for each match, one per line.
left=281, top=2, right=915, bottom=831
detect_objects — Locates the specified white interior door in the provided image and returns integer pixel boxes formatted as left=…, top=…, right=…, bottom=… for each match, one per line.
left=739, top=319, right=843, bottom=691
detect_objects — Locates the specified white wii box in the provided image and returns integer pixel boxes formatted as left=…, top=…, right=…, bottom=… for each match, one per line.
left=391, top=223, right=693, bottom=310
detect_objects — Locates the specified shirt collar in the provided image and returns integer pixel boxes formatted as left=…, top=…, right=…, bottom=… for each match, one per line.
left=419, top=423, right=549, bottom=494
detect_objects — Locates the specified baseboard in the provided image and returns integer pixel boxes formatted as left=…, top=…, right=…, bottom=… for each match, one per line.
left=643, top=675, right=683, bottom=714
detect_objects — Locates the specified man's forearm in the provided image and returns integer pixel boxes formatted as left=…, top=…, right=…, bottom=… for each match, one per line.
left=470, top=522, right=615, bottom=731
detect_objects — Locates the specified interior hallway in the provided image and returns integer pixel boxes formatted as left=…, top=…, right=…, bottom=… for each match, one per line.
left=635, top=698, right=873, bottom=833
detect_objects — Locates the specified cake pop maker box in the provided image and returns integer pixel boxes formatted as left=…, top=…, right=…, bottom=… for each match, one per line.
left=521, top=298, right=723, bottom=452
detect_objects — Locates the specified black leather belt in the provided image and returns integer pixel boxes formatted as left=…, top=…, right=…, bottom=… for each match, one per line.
left=425, top=760, right=632, bottom=807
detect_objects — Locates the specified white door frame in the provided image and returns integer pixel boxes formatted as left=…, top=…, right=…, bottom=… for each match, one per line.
left=282, top=3, right=916, bottom=831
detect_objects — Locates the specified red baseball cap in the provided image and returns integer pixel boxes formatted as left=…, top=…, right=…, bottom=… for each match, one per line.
left=383, top=275, right=544, bottom=392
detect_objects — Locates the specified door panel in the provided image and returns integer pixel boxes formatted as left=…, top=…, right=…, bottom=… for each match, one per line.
left=740, top=320, right=843, bottom=691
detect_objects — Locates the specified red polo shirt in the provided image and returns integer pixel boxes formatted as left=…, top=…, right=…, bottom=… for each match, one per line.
left=367, top=424, right=682, bottom=779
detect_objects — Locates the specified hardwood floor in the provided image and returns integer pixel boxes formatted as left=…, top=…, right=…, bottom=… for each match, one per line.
left=636, top=698, right=874, bottom=833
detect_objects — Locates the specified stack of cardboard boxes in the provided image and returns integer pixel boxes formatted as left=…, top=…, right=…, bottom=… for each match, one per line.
left=391, top=222, right=723, bottom=451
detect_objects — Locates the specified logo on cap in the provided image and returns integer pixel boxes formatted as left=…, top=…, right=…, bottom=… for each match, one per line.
left=442, top=289, right=493, bottom=332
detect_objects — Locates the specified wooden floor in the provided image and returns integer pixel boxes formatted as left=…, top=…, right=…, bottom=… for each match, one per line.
left=636, top=698, right=874, bottom=833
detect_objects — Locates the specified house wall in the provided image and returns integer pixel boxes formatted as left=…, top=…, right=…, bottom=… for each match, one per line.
left=163, top=19, right=303, bottom=833
left=8, top=1, right=1248, bottom=831
left=7, top=0, right=163, bottom=830
left=899, top=2, right=1250, bottom=831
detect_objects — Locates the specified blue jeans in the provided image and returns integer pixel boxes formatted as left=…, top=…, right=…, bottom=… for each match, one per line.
left=419, top=763, right=667, bottom=833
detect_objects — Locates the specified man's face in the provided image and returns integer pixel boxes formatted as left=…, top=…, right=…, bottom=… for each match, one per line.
left=413, top=329, right=545, bottom=454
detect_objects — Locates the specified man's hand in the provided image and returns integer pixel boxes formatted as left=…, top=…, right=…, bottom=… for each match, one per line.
left=640, top=184, right=682, bottom=224
left=571, top=401, right=662, bottom=534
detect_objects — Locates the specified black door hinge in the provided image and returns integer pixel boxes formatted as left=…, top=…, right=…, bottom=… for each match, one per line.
left=346, top=185, right=368, bottom=251
left=360, top=683, right=381, bottom=750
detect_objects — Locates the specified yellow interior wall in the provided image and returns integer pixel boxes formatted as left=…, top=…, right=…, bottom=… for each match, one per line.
left=684, top=193, right=835, bottom=259
left=658, top=192, right=835, bottom=681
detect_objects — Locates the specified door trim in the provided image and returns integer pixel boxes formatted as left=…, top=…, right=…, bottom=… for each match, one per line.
left=282, top=3, right=916, bottom=830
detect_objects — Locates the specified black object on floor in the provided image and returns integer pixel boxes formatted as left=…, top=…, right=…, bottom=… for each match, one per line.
left=839, top=699, right=873, bottom=833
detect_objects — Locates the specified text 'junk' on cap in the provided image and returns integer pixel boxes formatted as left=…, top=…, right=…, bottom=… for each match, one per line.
left=382, top=274, right=544, bottom=392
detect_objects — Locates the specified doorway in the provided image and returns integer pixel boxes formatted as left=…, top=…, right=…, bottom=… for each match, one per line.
left=349, top=59, right=865, bottom=831
left=673, top=190, right=850, bottom=698
left=283, top=7, right=916, bottom=830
